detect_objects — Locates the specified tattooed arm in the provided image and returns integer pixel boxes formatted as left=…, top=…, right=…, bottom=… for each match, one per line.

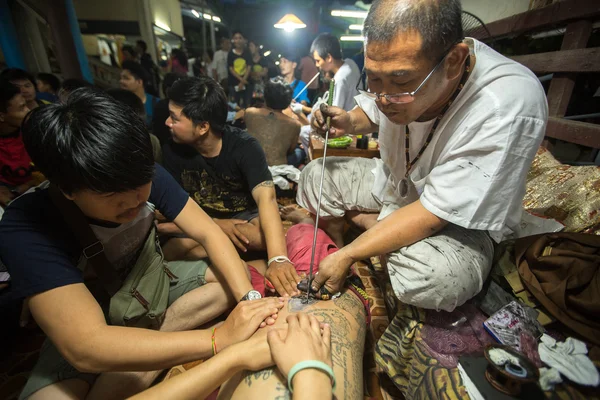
left=252, top=181, right=301, bottom=297
left=217, top=291, right=367, bottom=400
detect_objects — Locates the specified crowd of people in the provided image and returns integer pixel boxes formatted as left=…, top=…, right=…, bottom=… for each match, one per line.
left=0, top=0, right=550, bottom=399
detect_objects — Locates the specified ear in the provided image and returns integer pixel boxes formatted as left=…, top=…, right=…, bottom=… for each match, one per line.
left=326, top=54, right=334, bottom=64
left=62, top=190, right=76, bottom=201
left=0, top=112, right=4, bottom=122
left=193, top=121, right=211, bottom=137
left=445, top=43, right=470, bottom=81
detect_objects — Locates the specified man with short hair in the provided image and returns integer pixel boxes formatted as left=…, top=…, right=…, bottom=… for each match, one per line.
left=310, top=33, right=361, bottom=112
left=0, top=81, right=34, bottom=206
left=36, top=73, right=60, bottom=103
left=228, top=31, right=253, bottom=107
left=213, top=36, right=231, bottom=85
left=136, top=39, right=160, bottom=96
left=120, top=60, right=158, bottom=126
left=0, top=88, right=281, bottom=399
left=0, top=68, right=48, bottom=110
left=161, top=76, right=301, bottom=297
left=279, top=51, right=310, bottom=108
left=293, top=0, right=548, bottom=316
left=296, top=34, right=362, bottom=151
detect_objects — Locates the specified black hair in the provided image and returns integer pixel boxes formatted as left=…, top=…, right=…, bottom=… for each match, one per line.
left=162, top=72, right=184, bottom=97
left=0, top=68, right=37, bottom=89
left=122, top=45, right=137, bottom=58
left=37, top=73, right=61, bottom=93
left=122, top=60, right=149, bottom=82
left=264, top=77, right=292, bottom=111
left=280, top=50, right=299, bottom=64
left=310, top=33, right=342, bottom=60
left=231, top=31, right=245, bottom=39
left=21, top=88, right=154, bottom=194
left=171, top=48, right=188, bottom=70
left=106, top=88, right=145, bottom=118
left=0, top=80, right=21, bottom=113
left=136, top=40, right=148, bottom=53
left=167, top=76, right=227, bottom=133
left=364, top=0, right=463, bottom=60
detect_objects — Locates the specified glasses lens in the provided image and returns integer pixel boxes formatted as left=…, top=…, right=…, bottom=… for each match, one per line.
left=387, top=94, right=414, bottom=104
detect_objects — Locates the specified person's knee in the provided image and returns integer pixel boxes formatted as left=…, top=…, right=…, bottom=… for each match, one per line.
left=385, top=230, right=493, bottom=312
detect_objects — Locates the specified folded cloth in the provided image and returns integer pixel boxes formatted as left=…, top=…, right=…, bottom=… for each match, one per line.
left=269, top=165, right=301, bottom=182
left=270, top=165, right=302, bottom=190
left=539, top=367, right=563, bottom=391
left=538, top=334, right=600, bottom=387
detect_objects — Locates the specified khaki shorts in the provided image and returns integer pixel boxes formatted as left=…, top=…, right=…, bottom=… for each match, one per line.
left=19, top=259, right=209, bottom=400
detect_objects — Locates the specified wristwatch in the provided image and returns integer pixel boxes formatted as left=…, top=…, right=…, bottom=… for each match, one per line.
left=240, top=290, right=262, bottom=301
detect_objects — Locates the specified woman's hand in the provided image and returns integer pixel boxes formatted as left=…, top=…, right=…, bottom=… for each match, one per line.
left=267, top=313, right=331, bottom=377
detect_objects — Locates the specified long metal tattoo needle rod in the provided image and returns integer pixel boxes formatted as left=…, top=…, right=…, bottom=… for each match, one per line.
left=306, top=79, right=335, bottom=304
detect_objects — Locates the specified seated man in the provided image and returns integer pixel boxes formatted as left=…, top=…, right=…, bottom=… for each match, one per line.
left=295, top=0, right=547, bottom=314
left=160, top=76, right=301, bottom=297
left=279, top=51, right=311, bottom=115
left=106, top=88, right=163, bottom=163
left=120, top=60, right=158, bottom=126
left=244, top=78, right=304, bottom=167
left=0, top=81, right=39, bottom=207
left=297, top=33, right=362, bottom=151
left=0, top=88, right=281, bottom=400
left=218, top=215, right=368, bottom=400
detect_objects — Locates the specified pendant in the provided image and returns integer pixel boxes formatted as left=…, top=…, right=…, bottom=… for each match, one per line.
left=399, top=178, right=409, bottom=198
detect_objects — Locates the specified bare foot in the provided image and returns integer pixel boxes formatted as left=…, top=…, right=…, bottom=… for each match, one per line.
left=280, top=205, right=313, bottom=225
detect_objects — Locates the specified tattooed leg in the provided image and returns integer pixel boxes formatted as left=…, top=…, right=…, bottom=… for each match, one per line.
left=217, top=291, right=367, bottom=400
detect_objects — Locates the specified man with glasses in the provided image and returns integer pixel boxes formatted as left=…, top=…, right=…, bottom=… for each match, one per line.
left=289, top=0, right=548, bottom=312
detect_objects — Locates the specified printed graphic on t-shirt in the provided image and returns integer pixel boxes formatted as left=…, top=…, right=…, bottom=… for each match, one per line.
left=181, top=169, right=248, bottom=214
left=233, top=57, right=248, bottom=76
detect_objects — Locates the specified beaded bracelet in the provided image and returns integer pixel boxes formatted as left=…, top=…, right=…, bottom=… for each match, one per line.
left=287, top=360, right=336, bottom=393
left=211, top=327, right=218, bottom=355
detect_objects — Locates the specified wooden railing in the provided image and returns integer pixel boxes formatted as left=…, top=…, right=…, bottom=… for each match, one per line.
left=470, top=0, right=600, bottom=149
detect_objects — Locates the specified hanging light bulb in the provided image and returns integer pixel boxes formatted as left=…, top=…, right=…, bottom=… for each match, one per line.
left=274, top=14, right=306, bottom=32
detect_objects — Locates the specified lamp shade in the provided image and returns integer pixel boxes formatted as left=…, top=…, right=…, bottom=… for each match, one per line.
left=274, top=13, right=306, bottom=32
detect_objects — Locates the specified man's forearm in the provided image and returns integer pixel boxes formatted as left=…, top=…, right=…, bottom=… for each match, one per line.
left=349, top=107, right=379, bottom=135
left=129, top=346, right=243, bottom=400
left=341, top=200, right=447, bottom=262
left=257, top=191, right=288, bottom=259
left=75, top=326, right=213, bottom=373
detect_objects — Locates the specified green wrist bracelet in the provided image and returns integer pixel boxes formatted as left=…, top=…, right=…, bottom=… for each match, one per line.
left=287, top=360, right=336, bottom=393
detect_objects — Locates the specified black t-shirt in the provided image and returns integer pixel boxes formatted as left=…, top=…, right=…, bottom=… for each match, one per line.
left=250, top=56, right=268, bottom=83
left=227, top=49, right=253, bottom=87
left=0, top=164, right=189, bottom=302
left=162, top=125, right=272, bottom=219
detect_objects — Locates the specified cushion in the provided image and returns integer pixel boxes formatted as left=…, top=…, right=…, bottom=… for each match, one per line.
left=524, top=147, right=600, bottom=234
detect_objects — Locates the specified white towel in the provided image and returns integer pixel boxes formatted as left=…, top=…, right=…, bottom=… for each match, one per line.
left=538, top=334, right=599, bottom=387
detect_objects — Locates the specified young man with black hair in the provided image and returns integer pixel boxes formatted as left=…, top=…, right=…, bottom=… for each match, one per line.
left=106, top=88, right=163, bottom=163
left=227, top=31, right=253, bottom=107
left=120, top=60, right=158, bottom=125
left=0, top=68, right=49, bottom=110
left=136, top=40, right=160, bottom=96
left=0, top=88, right=282, bottom=399
left=244, top=77, right=304, bottom=167
left=0, top=81, right=36, bottom=206
left=36, top=73, right=60, bottom=103
left=279, top=51, right=312, bottom=116
left=161, top=76, right=301, bottom=297
left=310, top=33, right=361, bottom=112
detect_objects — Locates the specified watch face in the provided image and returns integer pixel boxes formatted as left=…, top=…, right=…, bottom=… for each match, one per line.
left=247, top=290, right=262, bottom=301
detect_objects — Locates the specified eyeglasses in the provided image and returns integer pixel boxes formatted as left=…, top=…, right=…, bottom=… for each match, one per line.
left=357, top=44, right=457, bottom=104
